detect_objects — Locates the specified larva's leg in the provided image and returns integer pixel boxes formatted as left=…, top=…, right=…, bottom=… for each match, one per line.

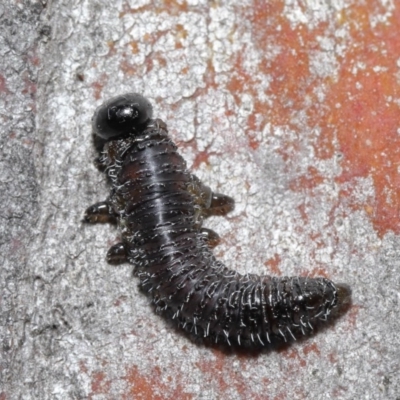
left=106, top=242, right=128, bottom=264
left=83, top=200, right=118, bottom=224
left=200, top=228, right=220, bottom=248
left=189, top=174, right=234, bottom=218
left=93, top=157, right=106, bottom=172
left=202, top=192, right=234, bottom=218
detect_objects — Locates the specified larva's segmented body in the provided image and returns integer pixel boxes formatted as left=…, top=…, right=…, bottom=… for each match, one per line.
left=85, top=93, right=351, bottom=348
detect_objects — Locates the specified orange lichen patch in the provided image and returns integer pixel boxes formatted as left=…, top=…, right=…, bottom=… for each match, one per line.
left=156, top=54, right=167, bottom=68
left=27, top=47, right=40, bottom=67
left=120, top=0, right=189, bottom=16
left=179, top=129, right=225, bottom=169
left=307, top=231, right=323, bottom=245
left=195, top=350, right=265, bottom=399
left=297, top=203, right=309, bottom=224
left=328, top=352, right=338, bottom=364
left=88, top=371, right=112, bottom=399
left=195, top=350, right=230, bottom=394
left=303, top=342, right=321, bottom=357
left=124, top=50, right=170, bottom=76
left=160, top=0, right=188, bottom=14
left=130, top=41, right=139, bottom=54
left=79, top=360, right=88, bottom=374
left=364, top=204, right=374, bottom=216
left=0, top=74, right=9, bottom=93
left=275, top=138, right=303, bottom=164
left=107, top=40, right=117, bottom=56
left=231, top=1, right=400, bottom=237
left=192, top=149, right=213, bottom=169
left=322, top=3, right=400, bottom=236
left=289, top=166, right=325, bottom=192
left=280, top=346, right=307, bottom=368
left=226, top=54, right=261, bottom=150
left=21, top=73, right=37, bottom=97
left=91, top=73, right=108, bottom=100
left=272, top=392, right=289, bottom=400
left=120, top=55, right=146, bottom=76
left=331, top=385, right=349, bottom=398
left=113, top=295, right=127, bottom=307
left=119, top=4, right=150, bottom=17
left=344, top=304, right=362, bottom=330
left=175, top=23, right=188, bottom=40
left=263, top=41, right=314, bottom=123
left=226, top=55, right=252, bottom=95
left=294, top=388, right=310, bottom=400
left=306, top=267, right=330, bottom=279
left=229, top=2, right=337, bottom=151
left=264, top=253, right=282, bottom=275
left=142, top=29, right=171, bottom=47
left=123, top=365, right=192, bottom=400
left=247, top=132, right=261, bottom=151
left=204, top=59, right=217, bottom=89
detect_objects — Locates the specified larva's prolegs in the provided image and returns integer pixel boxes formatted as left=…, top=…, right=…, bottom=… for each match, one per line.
left=106, top=242, right=128, bottom=264
left=203, top=192, right=235, bottom=218
left=189, top=175, right=235, bottom=219
left=85, top=93, right=351, bottom=349
left=199, top=228, right=220, bottom=248
left=83, top=200, right=117, bottom=224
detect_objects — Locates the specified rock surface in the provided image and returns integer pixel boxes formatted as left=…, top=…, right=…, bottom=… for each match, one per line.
left=1, top=1, right=399, bottom=399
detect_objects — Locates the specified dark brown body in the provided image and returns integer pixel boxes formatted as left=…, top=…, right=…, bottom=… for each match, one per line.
left=85, top=112, right=351, bottom=348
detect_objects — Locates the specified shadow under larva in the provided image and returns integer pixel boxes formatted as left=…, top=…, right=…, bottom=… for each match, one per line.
left=83, top=93, right=351, bottom=350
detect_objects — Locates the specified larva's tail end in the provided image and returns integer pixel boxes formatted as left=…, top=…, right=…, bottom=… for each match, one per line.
left=335, top=283, right=352, bottom=312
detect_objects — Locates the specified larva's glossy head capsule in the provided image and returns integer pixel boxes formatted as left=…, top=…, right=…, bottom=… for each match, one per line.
left=92, top=93, right=153, bottom=140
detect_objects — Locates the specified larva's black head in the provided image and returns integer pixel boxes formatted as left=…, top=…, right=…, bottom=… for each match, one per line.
left=92, top=93, right=153, bottom=140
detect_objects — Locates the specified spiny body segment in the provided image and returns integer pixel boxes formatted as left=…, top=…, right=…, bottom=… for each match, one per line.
left=84, top=93, right=351, bottom=348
